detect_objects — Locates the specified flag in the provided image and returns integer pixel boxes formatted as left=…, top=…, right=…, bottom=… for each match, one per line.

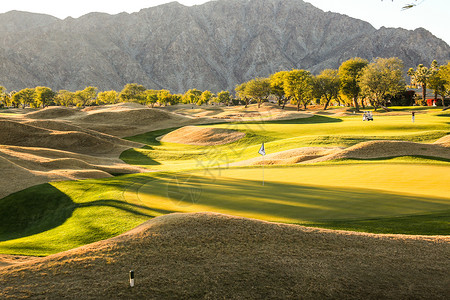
left=258, top=142, right=265, bottom=156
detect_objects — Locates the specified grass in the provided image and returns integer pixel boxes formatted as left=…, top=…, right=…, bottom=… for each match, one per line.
left=1, top=111, right=449, bottom=256
left=0, top=177, right=155, bottom=256
left=121, top=113, right=449, bottom=171
left=1, top=163, right=449, bottom=256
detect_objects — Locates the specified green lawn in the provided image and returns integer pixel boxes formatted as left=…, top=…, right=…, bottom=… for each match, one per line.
left=121, top=113, right=449, bottom=171
left=1, top=111, right=449, bottom=256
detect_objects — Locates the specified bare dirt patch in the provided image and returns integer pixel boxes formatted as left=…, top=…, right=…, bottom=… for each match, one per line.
left=1, top=212, right=448, bottom=299
left=160, top=126, right=245, bottom=145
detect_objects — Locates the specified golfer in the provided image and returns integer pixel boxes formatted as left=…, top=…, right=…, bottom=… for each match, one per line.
left=412, top=111, right=415, bottom=123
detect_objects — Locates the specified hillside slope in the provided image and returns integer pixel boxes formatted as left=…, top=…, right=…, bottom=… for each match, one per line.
left=1, top=212, right=448, bottom=299
left=0, top=0, right=448, bottom=92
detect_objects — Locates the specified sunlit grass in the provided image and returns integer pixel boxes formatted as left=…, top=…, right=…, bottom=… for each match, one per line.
left=1, top=162, right=449, bottom=256
left=1, top=111, right=449, bottom=256
left=121, top=114, right=449, bottom=171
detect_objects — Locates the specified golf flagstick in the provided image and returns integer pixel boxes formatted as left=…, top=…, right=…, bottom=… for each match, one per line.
left=258, top=143, right=266, bottom=186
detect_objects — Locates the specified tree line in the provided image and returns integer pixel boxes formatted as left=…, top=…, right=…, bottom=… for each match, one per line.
left=236, top=57, right=450, bottom=111
left=1, top=57, right=449, bottom=111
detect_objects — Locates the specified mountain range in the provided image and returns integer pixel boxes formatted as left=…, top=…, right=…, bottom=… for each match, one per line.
left=0, top=0, right=449, bottom=93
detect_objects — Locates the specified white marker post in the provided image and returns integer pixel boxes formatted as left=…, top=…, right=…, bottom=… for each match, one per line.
left=258, top=143, right=266, bottom=186
left=129, top=270, right=135, bottom=287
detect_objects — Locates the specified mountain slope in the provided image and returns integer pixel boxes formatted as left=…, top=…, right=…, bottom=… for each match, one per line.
left=0, top=0, right=448, bottom=93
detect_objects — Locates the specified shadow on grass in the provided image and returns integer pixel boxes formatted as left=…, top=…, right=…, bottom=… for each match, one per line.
left=305, top=210, right=450, bottom=235
left=78, top=199, right=174, bottom=216
left=124, top=127, right=179, bottom=145
left=134, top=173, right=449, bottom=235
left=120, top=148, right=162, bottom=166
left=0, top=184, right=75, bottom=242
left=242, top=115, right=344, bottom=125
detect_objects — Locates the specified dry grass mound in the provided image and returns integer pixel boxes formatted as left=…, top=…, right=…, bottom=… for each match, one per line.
left=160, top=126, right=245, bottom=145
left=230, top=140, right=450, bottom=167
left=0, top=118, right=147, bottom=199
left=0, top=145, right=147, bottom=199
left=82, top=102, right=146, bottom=112
left=25, top=107, right=82, bottom=119
left=230, top=147, right=342, bottom=166
left=1, top=212, right=448, bottom=299
left=70, top=107, right=196, bottom=137
left=78, top=108, right=174, bottom=125
left=0, top=120, right=140, bottom=156
left=434, top=135, right=450, bottom=147
left=158, top=103, right=313, bottom=122
left=307, top=140, right=450, bottom=163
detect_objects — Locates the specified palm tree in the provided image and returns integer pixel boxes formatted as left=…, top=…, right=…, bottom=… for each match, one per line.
left=408, top=63, right=434, bottom=103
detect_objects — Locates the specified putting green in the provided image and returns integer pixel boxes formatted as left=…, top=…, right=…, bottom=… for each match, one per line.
left=124, top=164, right=449, bottom=224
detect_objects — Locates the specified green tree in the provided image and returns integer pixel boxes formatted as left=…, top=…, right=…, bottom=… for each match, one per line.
left=270, top=71, right=290, bottom=108
left=408, top=63, right=434, bottom=104
left=168, top=94, right=181, bottom=106
left=9, top=91, right=18, bottom=108
left=144, top=90, right=158, bottom=108
left=157, top=90, right=172, bottom=106
left=97, top=90, right=118, bottom=105
left=119, top=83, right=146, bottom=103
left=359, top=57, right=406, bottom=111
left=0, top=86, right=6, bottom=108
left=245, top=78, right=271, bottom=108
left=182, top=89, right=202, bottom=104
left=338, top=57, right=369, bottom=112
left=75, top=86, right=97, bottom=107
left=430, top=62, right=450, bottom=109
left=235, top=82, right=251, bottom=108
left=428, top=60, right=447, bottom=106
left=13, top=88, right=36, bottom=109
left=217, top=90, right=232, bottom=106
left=312, top=69, right=340, bottom=110
left=35, top=86, right=56, bottom=108
left=198, top=90, right=213, bottom=106
left=284, top=69, right=313, bottom=111
left=55, top=90, right=76, bottom=107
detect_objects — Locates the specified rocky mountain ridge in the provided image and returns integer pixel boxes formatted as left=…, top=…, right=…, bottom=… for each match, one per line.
left=0, top=0, right=449, bottom=93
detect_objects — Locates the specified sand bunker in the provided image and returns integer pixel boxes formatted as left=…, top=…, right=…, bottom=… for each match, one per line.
left=160, top=126, right=245, bottom=145
left=1, top=212, right=448, bottom=299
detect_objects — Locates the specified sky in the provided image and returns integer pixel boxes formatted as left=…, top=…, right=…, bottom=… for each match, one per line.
left=0, top=0, right=449, bottom=45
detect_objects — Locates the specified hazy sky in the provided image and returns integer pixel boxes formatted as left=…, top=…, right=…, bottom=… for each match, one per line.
left=1, top=0, right=449, bottom=45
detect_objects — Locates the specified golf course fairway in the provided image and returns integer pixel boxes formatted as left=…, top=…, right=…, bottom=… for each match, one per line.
left=1, top=163, right=448, bottom=256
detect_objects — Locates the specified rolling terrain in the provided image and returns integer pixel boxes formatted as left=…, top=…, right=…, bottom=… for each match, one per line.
left=0, top=103, right=206, bottom=199
left=1, top=213, right=448, bottom=299
left=0, top=104, right=449, bottom=298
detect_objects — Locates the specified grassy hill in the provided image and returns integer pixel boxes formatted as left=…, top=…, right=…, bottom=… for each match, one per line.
left=1, top=213, right=449, bottom=299
left=1, top=111, right=449, bottom=256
